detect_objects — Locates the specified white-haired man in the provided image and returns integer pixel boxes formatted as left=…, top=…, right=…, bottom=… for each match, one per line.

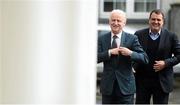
left=97, top=9, right=149, bottom=104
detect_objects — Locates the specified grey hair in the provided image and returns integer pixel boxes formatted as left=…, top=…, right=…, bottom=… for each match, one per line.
left=109, top=9, right=127, bottom=20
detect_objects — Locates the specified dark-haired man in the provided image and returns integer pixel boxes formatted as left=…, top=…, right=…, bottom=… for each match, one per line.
left=134, top=9, right=180, bottom=104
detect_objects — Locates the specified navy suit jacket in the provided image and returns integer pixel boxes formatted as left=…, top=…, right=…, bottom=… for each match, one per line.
left=98, top=31, right=148, bottom=95
left=134, top=28, right=180, bottom=93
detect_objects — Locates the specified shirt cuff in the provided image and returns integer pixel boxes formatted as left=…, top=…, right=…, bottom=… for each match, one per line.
left=108, top=50, right=111, bottom=57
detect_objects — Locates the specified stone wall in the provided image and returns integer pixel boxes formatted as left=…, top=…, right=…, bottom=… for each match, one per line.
left=169, top=3, right=180, bottom=39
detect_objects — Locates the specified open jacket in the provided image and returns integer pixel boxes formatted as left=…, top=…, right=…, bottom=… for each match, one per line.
left=134, top=28, right=180, bottom=93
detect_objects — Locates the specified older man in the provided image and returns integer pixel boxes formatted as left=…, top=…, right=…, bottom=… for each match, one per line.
left=97, top=9, right=148, bottom=104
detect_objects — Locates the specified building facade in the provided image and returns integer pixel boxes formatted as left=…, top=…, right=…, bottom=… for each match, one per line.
left=98, top=0, right=180, bottom=36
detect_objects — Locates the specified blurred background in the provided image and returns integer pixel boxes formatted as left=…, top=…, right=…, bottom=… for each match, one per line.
left=96, top=0, right=180, bottom=104
left=0, top=0, right=98, bottom=104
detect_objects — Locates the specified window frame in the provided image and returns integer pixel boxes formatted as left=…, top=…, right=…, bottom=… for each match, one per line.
left=99, top=0, right=160, bottom=19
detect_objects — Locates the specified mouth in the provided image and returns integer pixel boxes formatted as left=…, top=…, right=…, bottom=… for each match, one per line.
left=112, top=25, right=120, bottom=29
left=152, top=23, right=160, bottom=27
left=152, top=25, right=160, bottom=29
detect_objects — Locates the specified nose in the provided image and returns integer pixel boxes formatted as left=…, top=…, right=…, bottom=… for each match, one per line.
left=114, top=20, right=118, bottom=25
left=154, top=19, right=158, bottom=23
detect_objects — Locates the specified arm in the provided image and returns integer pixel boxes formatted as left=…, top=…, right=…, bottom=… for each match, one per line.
left=164, top=33, right=180, bottom=67
left=130, top=35, right=149, bottom=64
left=97, top=36, right=110, bottom=63
left=154, top=33, right=180, bottom=72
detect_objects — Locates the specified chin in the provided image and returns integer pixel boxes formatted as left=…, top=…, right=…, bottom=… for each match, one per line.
left=112, top=30, right=120, bottom=33
left=113, top=31, right=119, bottom=34
left=152, top=28, right=160, bottom=32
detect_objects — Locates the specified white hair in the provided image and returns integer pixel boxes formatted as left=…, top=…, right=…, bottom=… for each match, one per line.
left=109, top=9, right=127, bottom=20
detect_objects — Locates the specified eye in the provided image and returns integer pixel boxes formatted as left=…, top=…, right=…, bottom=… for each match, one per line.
left=157, top=19, right=162, bottom=21
left=151, top=18, right=156, bottom=21
left=112, top=19, right=116, bottom=22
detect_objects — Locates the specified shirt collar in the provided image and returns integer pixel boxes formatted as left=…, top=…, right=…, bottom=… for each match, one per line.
left=149, top=29, right=161, bottom=35
left=111, top=31, right=122, bottom=38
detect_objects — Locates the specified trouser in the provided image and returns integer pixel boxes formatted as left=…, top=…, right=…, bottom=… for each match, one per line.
left=102, top=80, right=134, bottom=104
left=135, top=78, right=169, bottom=104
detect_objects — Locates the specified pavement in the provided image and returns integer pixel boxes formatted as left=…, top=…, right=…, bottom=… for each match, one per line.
left=169, top=76, right=180, bottom=104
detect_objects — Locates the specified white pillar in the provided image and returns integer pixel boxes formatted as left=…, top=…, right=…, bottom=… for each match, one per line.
left=1, top=0, right=97, bottom=104
left=0, top=0, right=2, bottom=103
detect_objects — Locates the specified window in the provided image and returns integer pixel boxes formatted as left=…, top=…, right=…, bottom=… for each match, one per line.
left=134, top=0, right=157, bottom=12
left=103, top=0, right=126, bottom=12
left=99, top=0, right=160, bottom=19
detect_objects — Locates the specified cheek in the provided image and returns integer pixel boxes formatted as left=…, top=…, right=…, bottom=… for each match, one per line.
left=160, top=22, right=164, bottom=26
left=120, top=23, right=125, bottom=27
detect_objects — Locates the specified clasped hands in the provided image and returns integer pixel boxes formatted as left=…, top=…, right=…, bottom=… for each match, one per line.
left=110, top=47, right=133, bottom=56
left=110, top=47, right=166, bottom=72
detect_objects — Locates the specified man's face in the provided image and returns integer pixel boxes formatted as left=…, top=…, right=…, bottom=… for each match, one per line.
left=109, top=12, right=126, bottom=34
left=149, top=12, right=164, bottom=33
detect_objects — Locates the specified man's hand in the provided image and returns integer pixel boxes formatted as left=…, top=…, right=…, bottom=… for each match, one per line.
left=119, top=47, right=133, bottom=56
left=109, top=48, right=120, bottom=55
left=153, top=60, right=166, bottom=72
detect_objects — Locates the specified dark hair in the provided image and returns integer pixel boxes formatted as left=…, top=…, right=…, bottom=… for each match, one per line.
left=149, top=9, right=165, bottom=20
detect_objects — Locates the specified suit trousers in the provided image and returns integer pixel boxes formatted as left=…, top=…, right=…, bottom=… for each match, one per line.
left=135, top=77, right=169, bottom=104
left=102, top=80, right=134, bottom=104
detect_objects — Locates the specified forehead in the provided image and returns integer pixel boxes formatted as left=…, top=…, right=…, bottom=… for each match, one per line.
left=150, top=12, right=163, bottom=19
left=111, top=12, right=125, bottom=19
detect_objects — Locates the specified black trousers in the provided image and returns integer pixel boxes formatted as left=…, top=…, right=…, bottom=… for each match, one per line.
left=102, top=80, right=134, bottom=104
left=135, top=77, right=169, bottom=104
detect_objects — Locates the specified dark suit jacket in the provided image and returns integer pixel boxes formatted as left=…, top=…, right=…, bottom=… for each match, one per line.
left=98, top=31, right=148, bottom=95
left=134, top=28, right=180, bottom=93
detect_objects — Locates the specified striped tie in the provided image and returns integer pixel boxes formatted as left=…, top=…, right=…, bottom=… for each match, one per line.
left=112, top=35, right=117, bottom=48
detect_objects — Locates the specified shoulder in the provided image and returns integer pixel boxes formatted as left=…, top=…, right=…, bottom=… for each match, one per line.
left=123, top=31, right=136, bottom=37
left=123, top=31, right=138, bottom=40
left=161, top=28, right=178, bottom=39
left=162, top=28, right=175, bottom=35
left=98, top=32, right=111, bottom=44
left=98, top=32, right=110, bottom=43
left=98, top=32, right=111, bottom=39
left=134, top=28, right=149, bottom=35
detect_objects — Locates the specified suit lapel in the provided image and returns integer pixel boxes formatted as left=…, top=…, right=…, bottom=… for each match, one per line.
left=157, top=29, right=166, bottom=53
left=120, top=31, right=126, bottom=47
left=142, top=29, right=149, bottom=51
